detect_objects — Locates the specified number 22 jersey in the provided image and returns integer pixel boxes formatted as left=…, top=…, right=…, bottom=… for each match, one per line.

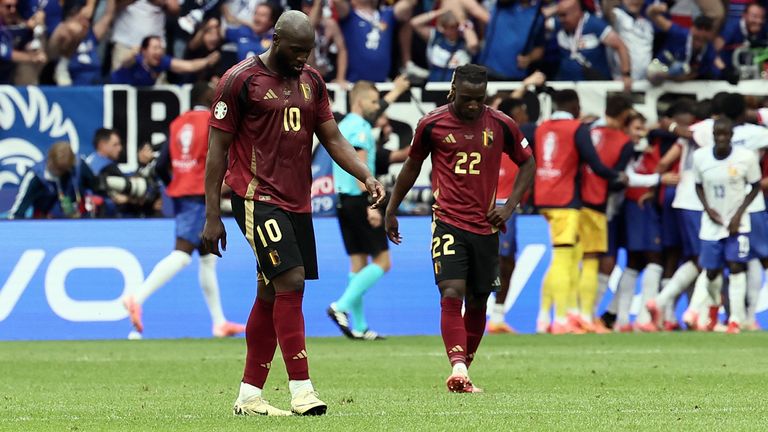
left=209, top=57, right=334, bottom=213
left=409, top=104, right=532, bottom=235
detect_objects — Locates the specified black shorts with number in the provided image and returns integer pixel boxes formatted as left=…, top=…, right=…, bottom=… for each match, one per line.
left=231, top=195, right=319, bottom=281
left=432, top=219, right=500, bottom=294
left=336, top=194, right=389, bottom=256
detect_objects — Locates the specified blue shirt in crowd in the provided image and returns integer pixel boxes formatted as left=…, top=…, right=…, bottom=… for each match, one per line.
left=479, top=2, right=544, bottom=80
left=69, top=30, right=102, bottom=85
left=111, top=54, right=173, bottom=86
left=224, top=27, right=273, bottom=61
left=341, top=7, right=397, bottom=82
left=426, top=29, right=471, bottom=82
left=659, top=23, right=719, bottom=79
left=554, top=12, right=613, bottom=81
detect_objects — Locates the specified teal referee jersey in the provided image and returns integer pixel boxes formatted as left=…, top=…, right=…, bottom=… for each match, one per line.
left=332, top=113, right=376, bottom=196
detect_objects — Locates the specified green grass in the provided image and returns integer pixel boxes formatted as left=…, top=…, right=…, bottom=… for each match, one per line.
left=2, top=333, right=768, bottom=431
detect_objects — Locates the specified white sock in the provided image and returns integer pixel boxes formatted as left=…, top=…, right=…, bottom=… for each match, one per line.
left=637, top=264, right=662, bottom=324
left=616, top=269, right=638, bottom=326
left=688, top=271, right=711, bottom=312
left=490, top=303, right=505, bottom=324
left=729, top=272, right=747, bottom=325
left=705, top=274, right=723, bottom=305
left=660, top=279, right=676, bottom=323
left=134, top=250, right=191, bottom=304
left=452, top=362, right=468, bottom=376
left=596, top=273, right=610, bottom=314
left=289, top=379, right=314, bottom=398
left=746, top=259, right=763, bottom=325
left=657, top=261, right=699, bottom=308
left=237, top=382, right=262, bottom=404
left=199, top=254, right=226, bottom=326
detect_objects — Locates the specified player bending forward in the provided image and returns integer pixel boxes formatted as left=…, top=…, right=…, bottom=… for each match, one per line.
left=202, top=11, right=384, bottom=416
left=691, top=117, right=761, bottom=334
left=385, top=64, right=535, bottom=392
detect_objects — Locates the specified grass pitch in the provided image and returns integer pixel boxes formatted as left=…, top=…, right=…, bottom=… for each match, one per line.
left=2, top=333, right=768, bottom=431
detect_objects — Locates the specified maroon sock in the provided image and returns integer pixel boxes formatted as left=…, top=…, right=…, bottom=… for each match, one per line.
left=273, top=291, right=310, bottom=380
left=441, top=297, right=467, bottom=366
left=464, top=304, right=487, bottom=369
left=242, top=298, right=277, bottom=388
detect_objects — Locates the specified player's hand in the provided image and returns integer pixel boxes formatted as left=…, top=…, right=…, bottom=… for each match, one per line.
left=201, top=217, right=227, bottom=257
left=706, top=208, right=724, bottom=226
left=728, top=213, right=742, bottom=235
left=486, top=205, right=513, bottom=229
left=637, top=191, right=654, bottom=208
left=617, top=172, right=629, bottom=185
left=365, top=177, right=386, bottom=209
left=367, top=207, right=383, bottom=228
left=385, top=211, right=402, bottom=244
left=661, top=172, right=680, bottom=185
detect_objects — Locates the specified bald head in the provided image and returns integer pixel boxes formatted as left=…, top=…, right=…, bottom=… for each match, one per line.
left=274, top=10, right=314, bottom=41
left=47, top=141, right=76, bottom=177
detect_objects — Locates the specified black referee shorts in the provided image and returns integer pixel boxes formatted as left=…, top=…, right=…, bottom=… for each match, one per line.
left=431, top=219, right=500, bottom=295
left=336, top=194, right=389, bottom=256
left=231, top=195, right=318, bottom=281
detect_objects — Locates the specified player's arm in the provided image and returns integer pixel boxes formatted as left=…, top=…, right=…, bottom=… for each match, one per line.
left=575, top=124, right=625, bottom=184
left=317, top=120, right=385, bottom=207
left=488, top=156, right=535, bottom=228
left=385, top=156, right=424, bottom=244
left=730, top=155, right=763, bottom=234
left=608, top=141, right=635, bottom=190
left=695, top=182, right=722, bottom=225
left=656, top=141, right=682, bottom=173
left=201, top=127, right=232, bottom=256
left=153, top=141, right=172, bottom=185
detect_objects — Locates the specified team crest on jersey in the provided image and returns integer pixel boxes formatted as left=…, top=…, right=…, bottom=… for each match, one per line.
left=728, top=165, right=739, bottom=177
left=482, top=129, right=494, bottom=147
left=300, top=83, right=312, bottom=101
left=213, top=101, right=227, bottom=119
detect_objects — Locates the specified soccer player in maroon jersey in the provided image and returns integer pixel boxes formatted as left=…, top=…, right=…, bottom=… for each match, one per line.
left=384, top=64, right=535, bottom=393
left=201, top=11, right=385, bottom=416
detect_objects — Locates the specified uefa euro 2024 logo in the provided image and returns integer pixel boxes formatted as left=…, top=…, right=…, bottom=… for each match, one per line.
left=0, top=87, right=80, bottom=213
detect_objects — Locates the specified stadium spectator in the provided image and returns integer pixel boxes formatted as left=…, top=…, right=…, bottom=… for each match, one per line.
left=85, top=128, right=128, bottom=216
left=302, top=0, right=348, bottom=84
left=62, top=0, right=117, bottom=85
left=169, top=0, right=224, bottom=59
left=553, top=0, right=631, bottom=90
left=646, top=4, right=722, bottom=82
left=476, top=0, right=544, bottom=81
left=0, top=0, right=46, bottom=84
left=715, top=2, right=767, bottom=74
left=122, top=81, right=246, bottom=338
left=111, top=35, right=220, bottom=85
left=203, top=11, right=384, bottom=416
left=110, top=0, right=180, bottom=71
left=8, top=142, right=86, bottom=219
left=327, top=81, right=390, bottom=340
left=179, top=16, right=226, bottom=82
left=222, top=2, right=276, bottom=62
left=334, top=0, right=417, bottom=82
left=605, top=0, right=653, bottom=80
left=385, top=64, right=535, bottom=392
left=410, top=8, right=477, bottom=82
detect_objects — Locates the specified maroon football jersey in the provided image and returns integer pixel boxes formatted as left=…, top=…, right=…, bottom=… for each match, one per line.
left=409, top=105, right=532, bottom=235
left=209, top=57, right=334, bottom=213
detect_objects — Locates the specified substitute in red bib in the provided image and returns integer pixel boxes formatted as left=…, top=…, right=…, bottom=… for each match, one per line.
left=385, top=64, right=535, bottom=394
left=202, top=11, right=385, bottom=417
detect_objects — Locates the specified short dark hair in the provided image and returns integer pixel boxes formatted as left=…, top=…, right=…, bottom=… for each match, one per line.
left=140, top=35, right=162, bottom=50
left=453, top=64, right=488, bottom=86
left=710, top=92, right=730, bottom=116
left=498, top=98, right=526, bottom=116
left=553, top=89, right=579, bottom=108
left=605, top=93, right=633, bottom=118
left=665, top=99, right=696, bottom=118
left=93, top=128, right=117, bottom=149
left=693, top=15, right=714, bottom=31
left=627, top=111, right=646, bottom=125
left=721, top=93, right=746, bottom=120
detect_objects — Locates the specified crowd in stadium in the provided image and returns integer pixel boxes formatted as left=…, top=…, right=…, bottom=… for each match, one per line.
left=2, top=0, right=768, bottom=85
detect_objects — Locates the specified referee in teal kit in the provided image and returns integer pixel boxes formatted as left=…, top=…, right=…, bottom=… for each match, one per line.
left=326, top=81, right=391, bottom=341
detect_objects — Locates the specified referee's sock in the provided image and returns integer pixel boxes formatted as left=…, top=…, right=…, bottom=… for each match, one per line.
left=336, top=264, right=385, bottom=330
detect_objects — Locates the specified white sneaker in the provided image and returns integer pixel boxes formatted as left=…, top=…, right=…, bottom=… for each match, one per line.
left=290, top=390, right=327, bottom=416
left=233, top=395, right=292, bottom=416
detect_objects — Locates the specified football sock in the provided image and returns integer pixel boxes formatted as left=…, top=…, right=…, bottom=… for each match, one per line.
left=336, top=264, right=385, bottom=332
left=688, top=271, right=711, bottom=311
left=616, top=268, right=638, bottom=327
left=568, top=242, right=583, bottom=317
left=577, top=258, right=599, bottom=321
left=660, top=278, right=676, bottom=323
left=746, top=259, right=762, bottom=325
left=199, top=254, right=226, bottom=326
left=489, top=303, right=505, bottom=325
left=288, top=379, right=314, bottom=398
left=705, top=273, right=723, bottom=305
left=637, top=263, right=662, bottom=324
left=729, top=272, right=747, bottom=325
left=545, top=246, right=574, bottom=324
left=440, top=297, right=467, bottom=366
left=595, top=272, right=610, bottom=316
left=274, top=291, right=309, bottom=381
left=464, top=304, right=486, bottom=368
left=656, top=261, right=699, bottom=308
left=236, top=382, right=262, bottom=404
left=243, top=298, right=277, bottom=389
left=452, top=362, right=468, bottom=377
left=135, top=250, right=191, bottom=304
